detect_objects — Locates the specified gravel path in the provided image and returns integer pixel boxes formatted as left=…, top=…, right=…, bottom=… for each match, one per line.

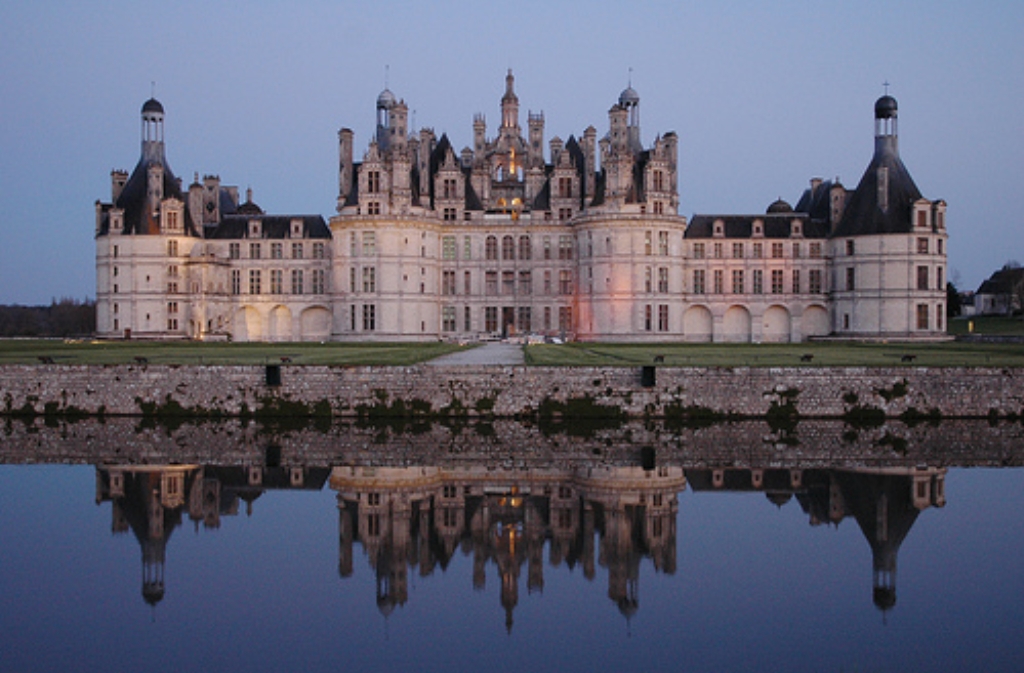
left=424, top=341, right=525, bottom=366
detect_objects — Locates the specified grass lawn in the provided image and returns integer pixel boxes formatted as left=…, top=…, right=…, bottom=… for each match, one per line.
left=524, top=341, right=1024, bottom=367
left=0, top=339, right=471, bottom=366
left=948, top=315, right=1024, bottom=336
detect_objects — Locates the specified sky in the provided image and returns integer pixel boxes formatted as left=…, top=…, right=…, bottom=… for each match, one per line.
left=1, top=0, right=1021, bottom=305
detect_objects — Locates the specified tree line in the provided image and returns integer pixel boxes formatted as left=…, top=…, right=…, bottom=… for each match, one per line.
left=0, top=298, right=96, bottom=337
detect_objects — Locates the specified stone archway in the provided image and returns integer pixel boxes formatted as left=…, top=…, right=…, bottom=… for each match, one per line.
left=802, top=305, right=830, bottom=337
left=762, top=305, right=791, bottom=343
left=722, top=305, right=752, bottom=343
left=233, top=306, right=262, bottom=342
left=300, top=306, right=332, bottom=341
left=683, top=305, right=713, bottom=342
left=268, top=305, right=293, bottom=342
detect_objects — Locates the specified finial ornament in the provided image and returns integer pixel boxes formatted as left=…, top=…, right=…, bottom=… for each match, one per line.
left=883, top=80, right=890, bottom=95
left=384, top=64, right=389, bottom=89
left=628, top=67, right=633, bottom=87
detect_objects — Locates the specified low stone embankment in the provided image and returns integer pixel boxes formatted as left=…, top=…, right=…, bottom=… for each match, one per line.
left=1, top=364, right=1022, bottom=421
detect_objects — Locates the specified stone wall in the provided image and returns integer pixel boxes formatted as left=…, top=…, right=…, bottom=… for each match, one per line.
left=1, top=364, right=1022, bottom=420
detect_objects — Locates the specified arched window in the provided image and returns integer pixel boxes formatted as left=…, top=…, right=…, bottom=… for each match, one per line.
left=502, top=235, right=515, bottom=260
left=485, top=235, right=498, bottom=260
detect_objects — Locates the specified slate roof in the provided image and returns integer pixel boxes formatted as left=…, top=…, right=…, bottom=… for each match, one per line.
left=831, top=136, right=923, bottom=237
left=204, top=214, right=330, bottom=240
left=794, top=178, right=845, bottom=223
left=685, top=213, right=828, bottom=239
left=98, top=155, right=199, bottom=236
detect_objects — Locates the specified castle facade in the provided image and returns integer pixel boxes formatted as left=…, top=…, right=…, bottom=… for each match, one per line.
left=95, top=73, right=948, bottom=342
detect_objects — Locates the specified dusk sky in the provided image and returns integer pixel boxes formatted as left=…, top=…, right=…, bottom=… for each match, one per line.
left=1, top=1, right=1021, bottom=305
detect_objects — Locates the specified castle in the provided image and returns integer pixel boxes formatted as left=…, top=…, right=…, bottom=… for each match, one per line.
left=95, top=72, right=948, bottom=342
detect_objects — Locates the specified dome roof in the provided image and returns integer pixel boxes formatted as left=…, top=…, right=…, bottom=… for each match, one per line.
left=767, top=198, right=793, bottom=214
left=874, top=95, right=898, bottom=119
left=377, top=88, right=397, bottom=109
left=142, top=98, right=164, bottom=114
left=619, top=86, right=640, bottom=106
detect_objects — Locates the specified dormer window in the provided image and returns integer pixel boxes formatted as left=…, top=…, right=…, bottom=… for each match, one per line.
left=752, top=220, right=763, bottom=238
left=290, top=219, right=303, bottom=238
left=249, top=220, right=261, bottom=238
left=713, top=220, right=724, bottom=237
left=791, top=220, right=802, bottom=237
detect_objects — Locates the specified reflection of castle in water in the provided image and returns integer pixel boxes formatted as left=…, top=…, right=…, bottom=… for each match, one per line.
left=685, top=466, right=946, bottom=612
left=331, top=465, right=685, bottom=631
left=93, top=460, right=946, bottom=621
left=95, top=464, right=330, bottom=605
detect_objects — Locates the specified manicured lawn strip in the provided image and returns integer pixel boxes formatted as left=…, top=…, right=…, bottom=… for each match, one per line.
left=0, top=340, right=471, bottom=366
left=948, top=316, right=1024, bottom=336
left=524, top=341, right=1024, bottom=367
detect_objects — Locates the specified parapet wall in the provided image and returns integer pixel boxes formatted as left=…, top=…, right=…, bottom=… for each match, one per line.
left=1, top=364, right=1022, bottom=419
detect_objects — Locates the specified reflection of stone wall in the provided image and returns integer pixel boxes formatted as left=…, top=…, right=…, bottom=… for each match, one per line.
left=2, top=417, right=1022, bottom=468
left=1, top=365, right=1023, bottom=420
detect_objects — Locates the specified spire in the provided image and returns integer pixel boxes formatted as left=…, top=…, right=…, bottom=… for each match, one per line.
left=501, top=69, right=519, bottom=130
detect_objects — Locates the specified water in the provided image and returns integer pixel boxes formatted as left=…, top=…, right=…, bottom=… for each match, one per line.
left=1, top=419, right=1022, bottom=672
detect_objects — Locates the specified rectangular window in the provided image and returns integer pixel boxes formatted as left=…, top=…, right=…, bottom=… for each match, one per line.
left=464, top=306, right=472, bottom=332
left=558, top=306, right=573, bottom=332
left=443, top=207, right=457, bottom=221
left=442, top=306, right=456, bottom=332
left=559, top=270, right=573, bottom=295
left=916, top=303, right=929, bottom=330
left=752, top=242, right=763, bottom=259
left=644, top=304, right=653, bottom=331
left=543, top=236, right=552, bottom=260
left=752, top=269, right=763, bottom=294
left=792, top=269, right=801, bottom=294
left=937, top=304, right=944, bottom=332
left=658, top=231, right=669, bottom=255
left=291, top=269, right=304, bottom=294
left=362, top=304, right=376, bottom=331
left=367, top=171, right=381, bottom=193
left=558, top=235, right=574, bottom=260
left=937, top=266, right=944, bottom=289
left=917, top=237, right=929, bottom=254
left=693, top=269, right=706, bottom=294
left=312, top=269, right=326, bottom=294
left=485, top=307, right=498, bottom=333
left=792, top=242, right=801, bottom=259
left=271, top=243, right=283, bottom=260
left=771, top=269, right=784, bottom=294
left=250, top=243, right=261, bottom=260
left=292, top=242, right=304, bottom=259
left=713, top=269, right=724, bottom=294
left=442, top=236, right=457, bottom=260
left=846, top=240, right=855, bottom=255
left=249, top=269, right=261, bottom=295
left=771, top=242, right=784, bottom=259
left=231, top=270, right=241, bottom=295
left=658, top=305, right=669, bottom=332
left=463, top=236, right=472, bottom=260
left=693, top=242, right=705, bottom=259
left=644, top=267, right=653, bottom=293
left=519, top=271, right=532, bottom=295
left=732, top=269, right=744, bottom=294
left=644, top=231, right=653, bottom=256
left=846, top=267, right=855, bottom=291
left=362, top=232, right=376, bottom=256
left=917, top=265, right=929, bottom=290
left=809, top=269, right=822, bottom=294
left=502, top=271, right=514, bottom=295
left=543, top=306, right=552, bottom=331
left=313, top=242, right=325, bottom=259
left=485, top=271, right=498, bottom=295
left=558, top=207, right=572, bottom=221
left=442, top=270, right=456, bottom=296
left=167, top=240, right=178, bottom=257
left=229, top=242, right=240, bottom=259
left=714, top=242, right=723, bottom=259
left=362, top=267, right=376, bottom=293
left=937, top=239, right=944, bottom=255
left=517, top=307, right=532, bottom=332
left=543, top=270, right=552, bottom=295
left=464, top=270, right=472, bottom=295
left=809, top=242, right=822, bottom=258
left=658, top=267, right=669, bottom=293
left=270, top=269, right=283, bottom=294
left=559, top=176, right=573, bottom=198
left=732, top=242, right=744, bottom=259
